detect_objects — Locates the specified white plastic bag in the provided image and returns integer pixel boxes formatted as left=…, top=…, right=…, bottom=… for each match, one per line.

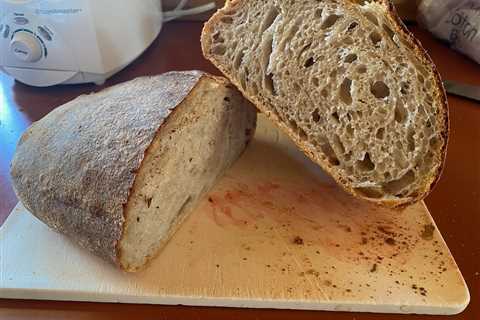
left=418, top=0, right=480, bottom=64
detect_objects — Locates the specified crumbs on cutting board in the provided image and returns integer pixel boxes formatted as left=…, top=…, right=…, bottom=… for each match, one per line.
left=202, top=179, right=457, bottom=298
left=293, top=236, right=304, bottom=245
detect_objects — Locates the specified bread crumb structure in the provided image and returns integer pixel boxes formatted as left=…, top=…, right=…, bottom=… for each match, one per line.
left=202, top=0, right=448, bottom=207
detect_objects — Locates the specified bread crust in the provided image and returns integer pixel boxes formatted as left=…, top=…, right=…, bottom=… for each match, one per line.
left=10, top=71, right=236, bottom=268
left=201, top=0, right=449, bottom=208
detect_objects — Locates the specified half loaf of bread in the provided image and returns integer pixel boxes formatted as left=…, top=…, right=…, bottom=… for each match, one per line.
left=11, top=71, right=257, bottom=272
left=201, top=0, right=448, bottom=208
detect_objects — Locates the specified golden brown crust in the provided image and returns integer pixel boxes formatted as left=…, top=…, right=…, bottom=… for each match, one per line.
left=12, top=71, right=206, bottom=269
left=201, top=0, right=449, bottom=209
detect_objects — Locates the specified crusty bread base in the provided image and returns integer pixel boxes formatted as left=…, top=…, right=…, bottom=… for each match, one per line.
left=118, top=77, right=256, bottom=272
left=201, top=0, right=448, bottom=208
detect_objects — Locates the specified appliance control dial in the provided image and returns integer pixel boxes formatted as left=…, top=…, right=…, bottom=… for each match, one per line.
left=10, top=31, right=43, bottom=62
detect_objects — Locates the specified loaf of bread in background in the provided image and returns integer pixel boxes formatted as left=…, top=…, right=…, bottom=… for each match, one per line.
left=10, top=71, right=257, bottom=272
left=202, top=0, right=448, bottom=208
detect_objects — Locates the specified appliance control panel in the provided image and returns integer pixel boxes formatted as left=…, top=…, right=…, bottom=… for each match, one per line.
left=1, top=11, right=56, bottom=61
left=0, top=1, right=101, bottom=71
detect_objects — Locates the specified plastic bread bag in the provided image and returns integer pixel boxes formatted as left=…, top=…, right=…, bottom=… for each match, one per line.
left=418, top=0, right=480, bottom=64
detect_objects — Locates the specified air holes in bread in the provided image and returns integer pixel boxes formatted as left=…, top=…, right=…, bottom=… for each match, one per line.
left=430, top=136, right=440, bottom=149
left=364, top=11, right=379, bottom=26
left=265, top=73, right=275, bottom=95
left=299, top=43, right=312, bottom=57
left=407, top=129, right=415, bottom=151
left=394, top=149, right=408, bottom=168
left=345, top=151, right=353, bottom=161
left=423, top=151, right=435, bottom=168
left=346, top=124, right=354, bottom=136
left=321, top=88, right=328, bottom=97
left=417, top=74, right=425, bottom=83
left=344, top=53, right=358, bottom=63
left=333, top=134, right=345, bottom=154
left=212, top=32, right=224, bottom=43
left=357, top=65, right=367, bottom=73
left=357, top=152, right=375, bottom=171
left=331, top=111, right=340, bottom=124
left=289, top=119, right=298, bottom=131
left=304, top=57, right=315, bottom=68
left=293, top=82, right=301, bottom=93
left=383, top=170, right=415, bottom=194
left=314, top=8, right=323, bottom=18
left=234, top=49, right=245, bottom=69
left=312, top=108, right=322, bottom=123
left=251, top=82, right=259, bottom=95
left=322, top=14, right=342, bottom=29
left=299, top=128, right=308, bottom=140
left=395, top=101, right=407, bottom=123
left=425, top=94, right=433, bottom=105
left=339, top=78, right=353, bottom=105
left=261, top=36, right=273, bottom=71
left=355, top=187, right=383, bottom=199
left=239, top=74, right=247, bottom=91
left=312, top=77, right=320, bottom=87
left=211, top=45, right=227, bottom=55
left=261, top=35, right=276, bottom=95
left=425, top=80, right=432, bottom=90
left=376, top=127, right=385, bottom=139
left=347, top=21, right=358, bottom=32
left=382, top=23, right=398, bottom=47
left=400, top=81, right=409, bottom=95
left=370, top=31, right=382, bottom=45
left=320, top=142, right=340, bottom=166
left=221, top=16, right=233, bottom=24
left=260, top=6, right=279, bottom=32
left=371, top=81, right=390, bottom=99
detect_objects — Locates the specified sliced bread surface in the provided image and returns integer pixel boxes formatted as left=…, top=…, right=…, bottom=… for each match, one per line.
left=10, top=71, right=257, bottom=271
left=201, top=0, right=448, bottom=208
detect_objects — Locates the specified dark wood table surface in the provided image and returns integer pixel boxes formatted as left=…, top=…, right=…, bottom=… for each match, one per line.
left=0, top=22, right=478, bottom=320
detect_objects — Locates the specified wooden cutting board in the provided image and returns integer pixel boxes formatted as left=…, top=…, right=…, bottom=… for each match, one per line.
left=0, top=115, right=469, bottom=315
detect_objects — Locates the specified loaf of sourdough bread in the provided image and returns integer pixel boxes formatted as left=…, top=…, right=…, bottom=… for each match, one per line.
left=11, top=71, right=257, bottom=272
left=201, top=0, right=448, bottom=208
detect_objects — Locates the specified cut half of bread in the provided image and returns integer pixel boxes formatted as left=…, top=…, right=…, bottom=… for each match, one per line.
left=11, top=71, right=257, bottom=272
left=202, top=0, right=448, bottom=208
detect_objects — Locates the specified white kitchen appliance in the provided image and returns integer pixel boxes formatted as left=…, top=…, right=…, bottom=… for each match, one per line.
left=0, top=0, right=213, bottom=87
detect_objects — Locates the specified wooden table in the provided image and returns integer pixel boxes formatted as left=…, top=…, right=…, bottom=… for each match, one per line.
left=0, top=22, right=478, bottom=320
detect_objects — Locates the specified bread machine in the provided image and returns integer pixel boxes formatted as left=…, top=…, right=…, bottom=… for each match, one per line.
left=0, top=0, right=164, bottom=87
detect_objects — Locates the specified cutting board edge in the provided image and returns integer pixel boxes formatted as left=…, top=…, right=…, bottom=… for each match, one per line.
left=0, top=286, right=470, bottom=315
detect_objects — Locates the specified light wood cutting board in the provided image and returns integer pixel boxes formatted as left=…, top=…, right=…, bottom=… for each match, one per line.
left=0, top=115, right=469, bottom=315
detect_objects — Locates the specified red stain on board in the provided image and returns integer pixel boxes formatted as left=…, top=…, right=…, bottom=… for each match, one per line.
left=203, top=179, right=430, bottom=268
left=221, top=206, right=246, bottom=226
left=199, top=177, right=455, bottom=294
left=224, top=191, right=234, bottom=201
left=205, top=195, right=225, bottom=227
left=257, top=182, right=280, bottom=196
left=206, top=194, right=246, bottom=227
